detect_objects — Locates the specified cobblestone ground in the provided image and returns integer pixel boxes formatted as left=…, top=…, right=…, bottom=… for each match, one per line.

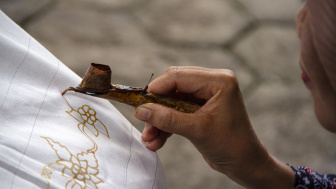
left=2, top=0, right=336, bottom=188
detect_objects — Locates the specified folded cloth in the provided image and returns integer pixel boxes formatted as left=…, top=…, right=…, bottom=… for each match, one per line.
left=0, top=11, right=166, bottom=189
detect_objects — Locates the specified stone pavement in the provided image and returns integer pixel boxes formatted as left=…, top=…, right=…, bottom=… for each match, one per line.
left=2, top=0, right=336, bottom=188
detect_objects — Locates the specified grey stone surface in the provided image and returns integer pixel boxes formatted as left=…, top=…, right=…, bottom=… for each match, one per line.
left=3, top=0, right=336, bottom=188
left=233, top=25, right=301, bottom=83
left=0, top=0, right=49, bottom=24
left=135, top=0, right=252, bottom=46
left=157, top=135, right=242, bottom=189
left=26, top=2, right=159, bottom=82
left=238, top=0, right=304, bottom=21
left=57, top=0, right=148, bottom=11
left=245, top=80, right=336, bottom=173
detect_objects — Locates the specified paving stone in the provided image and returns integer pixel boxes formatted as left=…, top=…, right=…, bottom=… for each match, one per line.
left=26, top=4, right=159, bottom=80
left=289, top=104, right=336, bottom=172
left=238, top=0, right=304, bottom=21
left=135, top=0, right=252, bottom=45
left=233, top=25, right=301, bottom=83
left=245, top=80, right=311, bottom=149
left=151, top=47, right=254, bottom=91
left=57, top=0, right=148, bottom=12
left=0, top=0, right=49, bottom=24
left=26, top=4, right=153, bottom=48
left=245, top=80, right=336, bottom=173
left=157, top=135, right=244, bottom=189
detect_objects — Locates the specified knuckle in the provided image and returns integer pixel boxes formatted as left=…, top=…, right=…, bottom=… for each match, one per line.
left=165, top=66, right=184, bottom=79
left=215, top=69, right=239, bottom=91
left=165, top=66, right=179, bottom=75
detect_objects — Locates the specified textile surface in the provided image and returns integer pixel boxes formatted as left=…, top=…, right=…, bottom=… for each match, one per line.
left=0, top=11, right=166, bottom=189
left=290, top=166, right=336, bottom=189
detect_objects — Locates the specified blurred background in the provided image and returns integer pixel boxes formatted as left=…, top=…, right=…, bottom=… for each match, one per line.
left=1, top=0, right=336, bottom=188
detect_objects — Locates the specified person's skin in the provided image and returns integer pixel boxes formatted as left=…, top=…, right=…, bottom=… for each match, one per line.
left=134, top=0, right=336, bottom=188
left=135, top=67, right=295, bottom=189
left=298, top=1, right=336, bottom=132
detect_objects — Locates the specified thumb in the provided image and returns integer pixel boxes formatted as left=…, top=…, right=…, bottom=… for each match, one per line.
left=134, top=103, right=202, bottom=139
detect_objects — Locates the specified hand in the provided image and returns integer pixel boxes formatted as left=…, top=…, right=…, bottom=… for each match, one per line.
left=134, top=67, right=294, bottom=188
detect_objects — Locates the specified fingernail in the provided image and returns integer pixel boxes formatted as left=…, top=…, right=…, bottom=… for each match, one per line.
left=135, top=106, right=151, bottom=121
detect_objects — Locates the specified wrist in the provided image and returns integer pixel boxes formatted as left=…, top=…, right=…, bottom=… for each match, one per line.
left=244, top=154, right=295, bottom=189
left=223, top=145, right=295, bottom=189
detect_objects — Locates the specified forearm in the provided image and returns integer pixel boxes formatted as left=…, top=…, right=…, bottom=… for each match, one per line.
left=249, top=156, right=295, bottom=189
left=209, top=133, right=295, bottom=189
left=227, top=150, right=295, bottom=189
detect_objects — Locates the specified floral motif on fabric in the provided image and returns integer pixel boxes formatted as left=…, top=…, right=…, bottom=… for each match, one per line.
left=41, top=99, right=110, bottom=189
left=290, top=165, right=336, bottom=189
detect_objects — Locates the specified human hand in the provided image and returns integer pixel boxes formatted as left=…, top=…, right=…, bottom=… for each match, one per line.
left=134, top=67, right=294, bottom=188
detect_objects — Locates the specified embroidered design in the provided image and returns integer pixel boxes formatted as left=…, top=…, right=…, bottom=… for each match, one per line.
left=41, top=99, right=109, bottom=189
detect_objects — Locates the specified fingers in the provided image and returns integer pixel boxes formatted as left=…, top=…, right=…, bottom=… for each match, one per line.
left=135, top=103, right=206, bottom=140
left=133, top=66, right=276, bottom=186
left=148, top=66, right=237, bottom=101
left=170, top=91, right=207, bottom=106
left=135, top=67, right=240, bottom=140
left=141, top=123, right=160, bottom=142
left=141, top=123, right=172, bottom=151
left=146, top=130, right=172, bottom=151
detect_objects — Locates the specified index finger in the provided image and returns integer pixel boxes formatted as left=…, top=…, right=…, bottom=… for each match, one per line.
left=148, top=66, right=236, bottom=101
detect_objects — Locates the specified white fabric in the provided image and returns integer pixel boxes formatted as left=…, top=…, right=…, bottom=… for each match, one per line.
left=0, top=11, right=166, bottom=189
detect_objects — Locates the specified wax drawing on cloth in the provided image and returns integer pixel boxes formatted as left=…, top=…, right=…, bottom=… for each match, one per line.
left=41, top=98, right=110, bottom=189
